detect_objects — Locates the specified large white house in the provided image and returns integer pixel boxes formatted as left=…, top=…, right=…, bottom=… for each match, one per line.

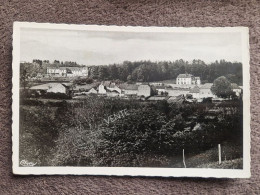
left=47, top=67, right=89, bottom=77
left=176, top=74, right=201, bottom=85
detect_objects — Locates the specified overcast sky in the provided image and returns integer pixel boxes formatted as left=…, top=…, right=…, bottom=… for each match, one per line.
left=20, top=28, right=242, bottom=65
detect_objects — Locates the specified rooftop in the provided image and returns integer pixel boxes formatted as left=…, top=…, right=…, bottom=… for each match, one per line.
left=167, top=95, right=185, bottom=104
left=155, top=85, right=166, bottom=89
left=166, top=87, right=190, bottom=91
left=231, top=83, right=241, bottom=89
left=30, top=83, right=66, bottom=90
left=189, top=86, right=200, bottom=93
left=200, top=83, right=213, bottom=89
left=119, top=84, right=138, bottom=90
left=177, top=74, right=193, bottom=79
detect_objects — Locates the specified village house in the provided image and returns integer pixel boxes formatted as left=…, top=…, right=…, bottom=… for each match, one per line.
left=199, top=83, right=216, bottom=99
left=231, top=83, right=242, bottom=96
left=176, top=74, right=201, bottom=85
left=73, top=83, right=97, bottom=92
left=137, top=84, right=151, bottom=97
left=155, top=85, right=167, bottom=95
left=104, top=81, right=122, bottom=94
left=119, top=84, right=138, bottom=96
left=47, top=67, right=89, bottom=77
left=98, top=81, right=122, bottom=95
left=72, top=83, right=99, bottom=96
left=165, top=86, right=190, bottom=97
left=30, top=83, right=69, bottom=95
left=189, top=85, right=200, bottom=99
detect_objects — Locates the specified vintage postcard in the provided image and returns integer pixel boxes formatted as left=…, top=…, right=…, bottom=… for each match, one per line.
left=12, top=22, right=250, bottom=178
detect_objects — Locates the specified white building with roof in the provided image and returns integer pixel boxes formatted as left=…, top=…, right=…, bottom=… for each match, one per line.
left=231, top=83, right=242, bottom=96
left=30, top=83, right=68, bottom=94
left=199, top=83, right=216, bottom=98
left=176, top=74, right=201, bottom=85
left=47, top=67, right=89, bottom=77
left=166, top=87, right=190, bottom=97
left=119, top=84, right=138, bottom=95
left=189, top=85, right=200, bottom=99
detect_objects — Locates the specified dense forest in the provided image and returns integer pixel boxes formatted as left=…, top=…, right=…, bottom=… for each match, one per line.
left=88, top=59, right=242, bottom=85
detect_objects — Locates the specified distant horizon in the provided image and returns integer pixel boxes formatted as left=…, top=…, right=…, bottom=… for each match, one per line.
left=20, top=58, right=242, bottom=67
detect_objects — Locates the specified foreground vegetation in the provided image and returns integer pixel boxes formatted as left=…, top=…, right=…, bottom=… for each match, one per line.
left=19, top=97, right=243, bottom=168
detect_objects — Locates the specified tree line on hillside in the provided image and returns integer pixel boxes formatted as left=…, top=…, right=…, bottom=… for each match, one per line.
left=32, top=59, right=83, bottom=67
left=88, top=59, right=242, bottom=85
left=23, top=59, right=242, bottom=85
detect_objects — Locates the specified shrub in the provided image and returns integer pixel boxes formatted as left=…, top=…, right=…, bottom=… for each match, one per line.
left=20, top=98, right=43, bottom=106
left=42, top=92, right=71, bottom=99
left=19, top=106, right=59, bottom=165
left=21, top=97, right=243, bottom=167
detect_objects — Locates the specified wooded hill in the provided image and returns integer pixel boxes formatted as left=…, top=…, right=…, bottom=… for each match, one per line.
left=22, top=59, right=242, bottom=85
left=88, top=59, right=242, bottom=85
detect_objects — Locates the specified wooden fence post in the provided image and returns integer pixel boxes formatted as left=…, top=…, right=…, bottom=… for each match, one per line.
left=183, top=149, right=186, bottom=168
left=218, top=144, right=221, bottom=165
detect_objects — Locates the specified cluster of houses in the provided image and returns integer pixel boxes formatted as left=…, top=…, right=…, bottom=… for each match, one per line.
left=28, top=74, right=242, bottom=101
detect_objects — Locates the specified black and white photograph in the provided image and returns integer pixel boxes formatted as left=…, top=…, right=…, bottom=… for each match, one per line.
left=12, top=22, right=250, bottom=177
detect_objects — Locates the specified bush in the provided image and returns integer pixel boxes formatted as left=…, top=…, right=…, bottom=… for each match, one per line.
left=20, top=97, right=243, bottom=167
left=42, top=92, right=71, bottom=99
left=20, top=98, right=43, bottom=106
left=19, top=106, right=59, bottom=165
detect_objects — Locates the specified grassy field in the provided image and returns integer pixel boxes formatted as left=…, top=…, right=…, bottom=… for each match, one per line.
left=171, top=142, right=242, bottom=168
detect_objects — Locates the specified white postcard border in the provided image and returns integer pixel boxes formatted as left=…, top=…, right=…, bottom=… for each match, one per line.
left=12, top=22, right=251, bottom=178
